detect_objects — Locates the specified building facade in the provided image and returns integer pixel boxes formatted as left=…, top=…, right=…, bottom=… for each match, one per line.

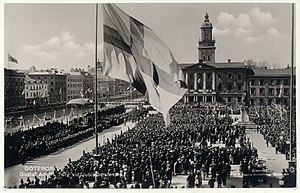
left=66, top=72, right=83, bottom=100
left=29, top=70, right=67, bottom=104
left=4, top=69, right=25, bottom=109
left=180, top=14, right=295, bottom=106
left=24, top=76, right=49, bottom=106
left=249, top=68, right=295, bottom=106
left=82, top=72, right=94, bottom=100
left=65, top=69, right=95, bottom=101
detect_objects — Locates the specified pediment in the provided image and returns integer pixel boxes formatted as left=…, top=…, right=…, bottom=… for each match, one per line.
left=184, top=62, right=215, bottom=70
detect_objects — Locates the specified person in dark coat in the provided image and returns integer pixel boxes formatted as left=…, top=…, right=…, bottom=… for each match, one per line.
left=217, top=173, right=222, bottom=188
left=208, top=178, right=215, bottom=188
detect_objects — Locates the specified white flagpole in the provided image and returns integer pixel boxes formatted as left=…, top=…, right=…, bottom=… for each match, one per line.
left=7, top=54, right=9, bottom=69
left=289, top=3, right=294, bottom=161
left=94, top=3, right=99, bottom=155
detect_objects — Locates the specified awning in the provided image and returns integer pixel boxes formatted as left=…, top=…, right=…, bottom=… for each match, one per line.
left=66, top=98, right=92, bottom=105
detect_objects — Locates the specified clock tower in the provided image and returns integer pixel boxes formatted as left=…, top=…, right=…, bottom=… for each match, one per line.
left=198, top=13, right=216, bottom=63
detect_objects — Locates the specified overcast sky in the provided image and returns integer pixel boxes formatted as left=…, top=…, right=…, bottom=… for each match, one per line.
left=4, top=3, right=293, bottom=71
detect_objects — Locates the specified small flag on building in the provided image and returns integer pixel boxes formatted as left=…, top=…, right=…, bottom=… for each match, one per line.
left=102, top=4, right=187, bottom=127
left=8, top=54, right=18, bottom=64
left=278, top=84, right=283, bottom=98
left=21, top=89, right=25, bottom=95
left=41, top=88, right=47, bottom=97
left=59, top=88, right=62, bottom=94
left=80, top=89, right=84, bottom=98
left=85, top=87, right=92, bottom=94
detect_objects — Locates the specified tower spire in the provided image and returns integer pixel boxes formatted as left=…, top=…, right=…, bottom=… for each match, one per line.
left=205, top=12, right=209, bottom=21
left=198, top=13, right=216, bottom=63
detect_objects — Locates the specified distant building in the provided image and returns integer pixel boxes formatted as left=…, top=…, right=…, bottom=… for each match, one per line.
left=65, top=68, right=94, bottom=101
left=180, top=13, right=249, bottom=105
left=181, top=60, right=250, bottom=104
left=24, top=76, right=49, bottom=106
left=180, top=13, right=295, bottom=106
left=66, top=71, right=83, bottom=100
left=29, top=70, right=67, bottom=104
left=4, top=69, right=25, bottom=109
left=94, top=68, right=115, bottom=99
left=82, top=72, right=94, bottom=100
left=249, top=68, right=295, bottom=105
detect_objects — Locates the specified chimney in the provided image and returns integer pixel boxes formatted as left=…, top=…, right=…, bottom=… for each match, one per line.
left=228, top=59, right=231, bottom=63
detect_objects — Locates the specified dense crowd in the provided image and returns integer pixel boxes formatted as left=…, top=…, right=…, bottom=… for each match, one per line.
left=5, top=105, right=134, bottom=168
left=249, top=104, right=296, bottom=160
left=17, top=104, right=259, bottom=188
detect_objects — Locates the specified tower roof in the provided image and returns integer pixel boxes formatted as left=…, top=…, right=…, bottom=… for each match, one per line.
left=202, top=13, right=212, bottom=27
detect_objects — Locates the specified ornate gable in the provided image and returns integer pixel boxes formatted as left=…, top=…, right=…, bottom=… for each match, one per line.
left=183, top=62, right=215, bottom=71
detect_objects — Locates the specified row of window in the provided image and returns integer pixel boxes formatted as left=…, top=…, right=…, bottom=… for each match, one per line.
left=217, top=83, right=244, bottom=92
left=26, top=91, right=48, bottom=98
left=5, top=79, right=24, bottom=86
left=187, top=73, right=243, bottom=81
left=250, top=88, right=293, bottom=96
left=26, top=85, right=47, bottom=90
left=218, top=73, right=243, bottom=80
left=227, top=97, right=242, bottom=103
left=68, top=90, right=81, bottom=95
left=35, top=76, right=54, bottom=79
left=68, top=84, right=83, bottom=88
left=67, top=79, right=83, bottom=82
left=250, top=98, right=290, bottom=106
left=49, top=81, right=65, bottom=86
left=250, top=79, right=291, bottom=86
left=5, top=89, right=23, bottom=96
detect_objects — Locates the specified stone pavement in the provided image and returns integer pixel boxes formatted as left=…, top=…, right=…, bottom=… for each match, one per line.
left=246, top=129, right=289, bottom=177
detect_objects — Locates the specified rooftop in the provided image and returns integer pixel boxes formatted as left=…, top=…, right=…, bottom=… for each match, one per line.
left=25, top=77, right=47, bottom=84
left=29, top=71, right=65, bottom=75
left=179, top=61, right=247, bottom=69
left=252, top=68, right=295, bottom=77
left=65, top=71, right=82, bottom=76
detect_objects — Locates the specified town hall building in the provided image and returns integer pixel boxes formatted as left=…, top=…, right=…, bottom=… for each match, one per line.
left=179, top=13, right=295, bottom=106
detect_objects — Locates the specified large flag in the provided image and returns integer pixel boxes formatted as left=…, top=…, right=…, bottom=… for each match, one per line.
left=101, top=4, right=187, bottom=127
left=8, top=54, right=18, bottom=64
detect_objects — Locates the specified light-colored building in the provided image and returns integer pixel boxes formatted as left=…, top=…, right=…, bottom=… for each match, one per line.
left=180, top=13, right=295, bottom=106
left=180, top=13, right=250, bottom=105
left=65, top=68, right=94, bottom=101
left=66, top=71, right=84, bottom=100
left=24, top=76, right=49, bottom=106
left=29, top=70, right=67, bottom=104
left=249, top=68, right=295, bottom=106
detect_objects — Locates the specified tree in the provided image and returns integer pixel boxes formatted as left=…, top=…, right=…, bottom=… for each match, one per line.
left=245, top=59, right=270, bottom=69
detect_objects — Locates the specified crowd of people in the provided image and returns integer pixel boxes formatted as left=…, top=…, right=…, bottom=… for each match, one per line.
left=5, top=105, right=136, bottom=168
left=16, top=103, right=259, bottom=188
left=249, top=104, right=296, bottom=160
